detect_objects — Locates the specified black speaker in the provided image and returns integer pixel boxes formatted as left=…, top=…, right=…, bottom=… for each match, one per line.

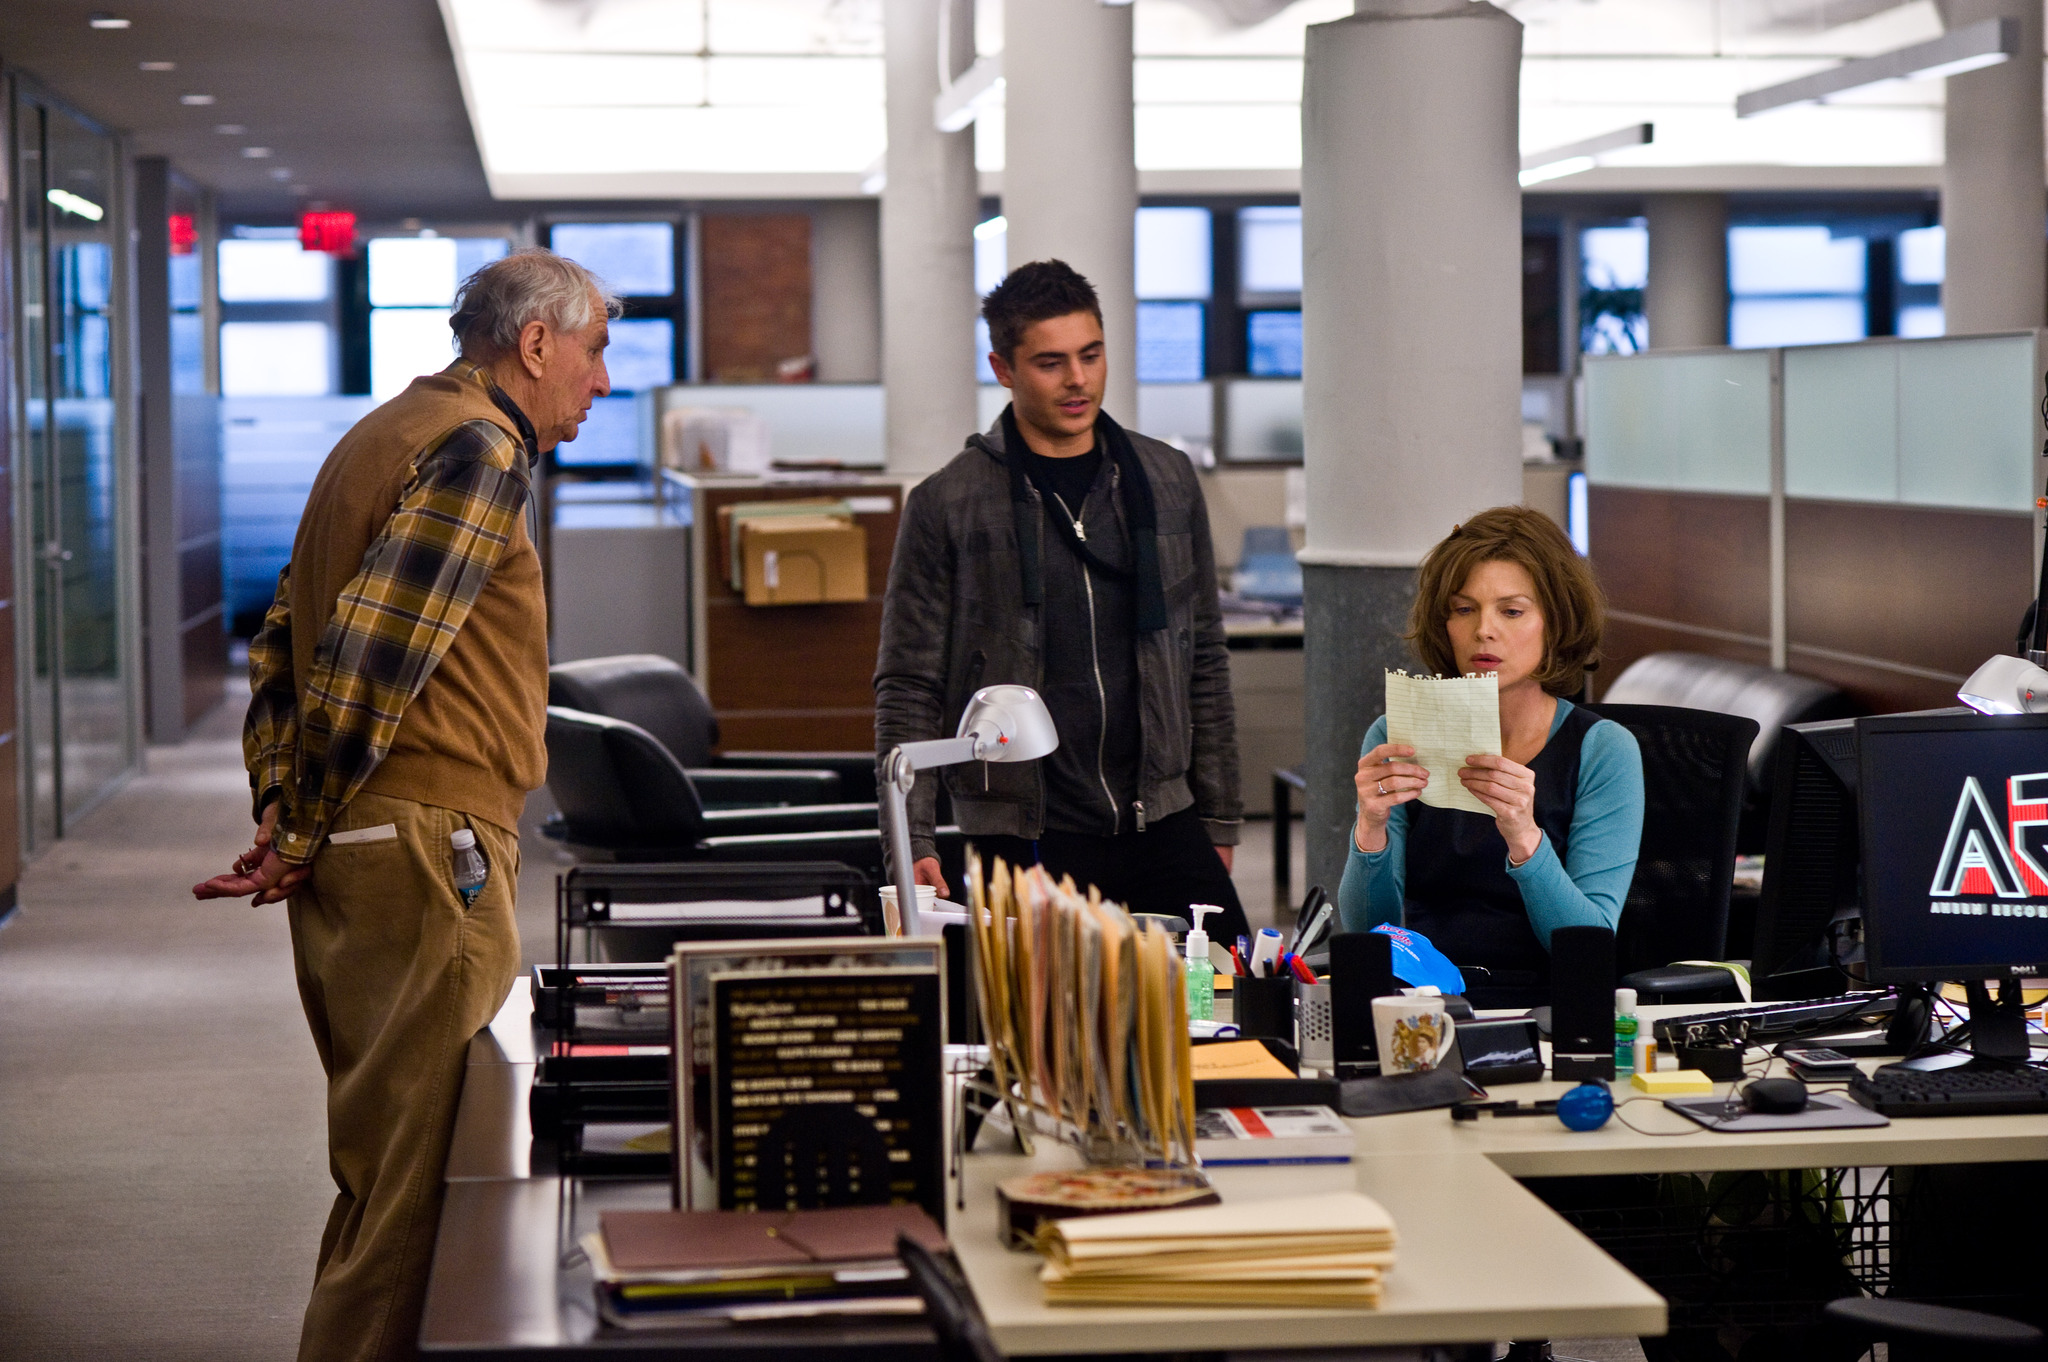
left=1330, top=931, right=1398, bottom=1072
left=1549, top=924, right=1616, bottom=1082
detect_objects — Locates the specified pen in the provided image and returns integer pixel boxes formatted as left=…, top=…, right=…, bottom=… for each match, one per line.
left=1229, top=944, right=1246, bottom=976
left=1237, top=935, right=1251, bottom=971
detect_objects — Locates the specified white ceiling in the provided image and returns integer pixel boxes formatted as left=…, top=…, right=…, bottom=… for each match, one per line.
left=443, top=0, right=1970, bottom=201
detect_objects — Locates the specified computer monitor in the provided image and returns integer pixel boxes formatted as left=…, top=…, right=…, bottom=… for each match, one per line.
left=1750, top=717, right=1861, bottom=999
left=1857, top=711, right=2048, bottom=1058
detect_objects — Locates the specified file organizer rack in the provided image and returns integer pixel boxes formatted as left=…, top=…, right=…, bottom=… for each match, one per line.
left=540, top=861, right=881, bottom=1175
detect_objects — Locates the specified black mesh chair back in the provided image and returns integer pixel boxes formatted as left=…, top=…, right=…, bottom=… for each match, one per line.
left=549, top=654, right=718, bottom=766
left=896, top=1233, right=1004, bottom=1362
left=544, top=706, right=707, bottom=848
left=1586, top=702, right=1757, bottom=977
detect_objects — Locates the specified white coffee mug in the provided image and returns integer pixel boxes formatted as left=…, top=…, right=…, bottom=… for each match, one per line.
left=878, top=883, right=938, bottom=935
left=1371, top=994, right=1457, bottom=1076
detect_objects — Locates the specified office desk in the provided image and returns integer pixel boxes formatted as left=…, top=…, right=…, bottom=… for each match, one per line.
left=423, top=989, right=2048, bottom=1357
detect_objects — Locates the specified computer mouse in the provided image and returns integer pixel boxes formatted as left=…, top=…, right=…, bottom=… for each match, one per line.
left=1742, top=1077, right=1809, bottom=1115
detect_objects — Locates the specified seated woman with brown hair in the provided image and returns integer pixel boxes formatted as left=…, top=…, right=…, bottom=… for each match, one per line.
left=1336, top=506, right=1644, bottom=1007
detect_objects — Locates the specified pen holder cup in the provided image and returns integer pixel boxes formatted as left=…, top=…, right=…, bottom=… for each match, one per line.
left=1296, top=982, right=1333, bottom=1071
left=1234, top=975, right=1296, bottom=1047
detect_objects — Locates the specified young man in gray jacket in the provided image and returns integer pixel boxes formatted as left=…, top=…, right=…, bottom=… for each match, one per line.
left=875, top=259, right=1247, bottom=940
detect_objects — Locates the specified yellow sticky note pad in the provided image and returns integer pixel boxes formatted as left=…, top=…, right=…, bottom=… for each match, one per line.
left=1632, top=1069, right=1716, bottom=1095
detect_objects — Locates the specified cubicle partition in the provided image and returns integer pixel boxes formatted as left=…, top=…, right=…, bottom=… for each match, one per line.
left=1585, top=332, right=2044, bottom=713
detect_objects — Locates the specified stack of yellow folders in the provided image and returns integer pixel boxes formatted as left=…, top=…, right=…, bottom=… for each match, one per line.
left=1036, top=1192, right=1397, bottom=1309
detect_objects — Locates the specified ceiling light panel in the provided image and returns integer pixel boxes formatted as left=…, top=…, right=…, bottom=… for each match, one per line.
left=704, top=56, right=883, bottom=107
left=1133, top=58, right=1302, bottom=105
left=442, top=0, right=705, bottom=54
left=464, top=53, right=709, bottom=108
left=479, top=105, right=884, bottom=177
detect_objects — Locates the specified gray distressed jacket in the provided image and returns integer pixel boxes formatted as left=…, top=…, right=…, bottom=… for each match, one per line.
left=874, top=416, right=1243, bottom=862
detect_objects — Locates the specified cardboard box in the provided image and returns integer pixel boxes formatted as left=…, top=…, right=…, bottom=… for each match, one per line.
left=738, top=515, right=868, bottom=605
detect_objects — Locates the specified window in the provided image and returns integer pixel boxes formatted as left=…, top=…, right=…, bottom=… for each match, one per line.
left=1239, top=206, right=1302, bottom=297
left=1137, top=301, right=1205, bottom=383
left=1896, top=225, right=1943, bottom=338
left=218, top=238, right=329, bottom=303
left=367, top=235, right=510, bottom=400
left=544, top=221, right=682, bottom=468
left=1136, top=207, right=1211, bottom=382
left=549, top=222, right=675, bottom=296
left=218, top=234, right=336, bottom=395
left=222, top=321, right=332, bottom=396
left=1729, top=226, right=1866, bottom=349
left=974, top=216, right=1006, bottom=384
left=1247, top=311, right=1302, bottom=378
left=1580, top=223, right=1646, bottom=355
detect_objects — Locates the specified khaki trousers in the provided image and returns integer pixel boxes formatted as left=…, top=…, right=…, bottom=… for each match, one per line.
left=287, top=791, right=522, bottom=1362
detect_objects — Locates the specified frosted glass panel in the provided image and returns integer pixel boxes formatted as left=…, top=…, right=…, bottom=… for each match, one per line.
left=1897, top=334, right=2035, bottom=511
left=1784, top=344, right=1897, bottom=502
left=1585, top=351, right=1769, bottom=493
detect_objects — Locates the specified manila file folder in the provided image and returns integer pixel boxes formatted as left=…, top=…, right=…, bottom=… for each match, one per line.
left=739, top=515, right=868, bottom=606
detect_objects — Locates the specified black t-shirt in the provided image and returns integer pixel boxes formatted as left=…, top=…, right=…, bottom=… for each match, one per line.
left=1025, top=446, right=1103, bottom=521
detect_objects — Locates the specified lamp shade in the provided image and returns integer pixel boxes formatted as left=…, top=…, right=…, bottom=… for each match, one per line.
left=1958, top=654, right=2048, bottom=715
left=958, top=684, right=1059, bottom=762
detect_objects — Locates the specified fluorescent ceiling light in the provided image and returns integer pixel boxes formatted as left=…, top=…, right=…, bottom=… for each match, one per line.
left=242, top=147, right=273, bottom=158
left=1518, top=123, right=1653, bottom=186
left=139, top=61, right=175, bottom=71
left=1736, top=17, right=2015, bottom=118
left=934, top=54, right=1004, bottom=133
left=88, top=13, right=130, bottom=29
left=214, top=124, right=247, bottom=135
left=46, top=189, right=105, bottom=222
left=973, top=215, right=1008, bottom=241
left=181, top=94, right=216, bottom=106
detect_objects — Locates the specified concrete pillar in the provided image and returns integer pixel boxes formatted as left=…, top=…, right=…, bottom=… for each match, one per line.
left=812, top=200, right=881, bottom=383
left=881, top=0, right=980, bottom=473
left=1645, top=193, right=1728, bottom=350
left=1003, top=0, right=1139, bottom=425
left=1297, top=0, right=1525, bottom=899
left=1940, top=0, right=2045, bottom=334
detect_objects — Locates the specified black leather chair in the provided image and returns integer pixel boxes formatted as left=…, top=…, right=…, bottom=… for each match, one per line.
left=1585, top=702, right=1758, bottom=1003
left=544, top=706, right=964, bottom=884
left=1598, top=652, right=1855, bottom=853
left=549, top=653, right=878, bottom=804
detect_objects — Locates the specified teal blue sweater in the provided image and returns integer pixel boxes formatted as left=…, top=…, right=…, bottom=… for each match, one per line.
left=1336, top=699, right=1644, bottom=949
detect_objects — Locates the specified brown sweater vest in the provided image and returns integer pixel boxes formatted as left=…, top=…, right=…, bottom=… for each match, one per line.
left=289, top=369, right=548, bottom=834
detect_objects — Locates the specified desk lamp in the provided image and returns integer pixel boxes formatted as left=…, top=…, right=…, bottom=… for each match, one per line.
left=881, top=685, right=1058, bottom=935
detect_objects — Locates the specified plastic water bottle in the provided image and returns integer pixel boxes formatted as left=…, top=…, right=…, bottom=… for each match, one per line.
left=451, top=829, right=488, bottom=907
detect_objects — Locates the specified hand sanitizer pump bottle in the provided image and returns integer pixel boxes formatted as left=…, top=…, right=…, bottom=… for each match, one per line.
left=1185, top=904, right=1221, bottom=1022
left=1614, top=987, right=1639, bottom=1075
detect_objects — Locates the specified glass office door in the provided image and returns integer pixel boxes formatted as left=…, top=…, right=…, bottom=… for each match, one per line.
left=12, top=86, right=136, bottom=845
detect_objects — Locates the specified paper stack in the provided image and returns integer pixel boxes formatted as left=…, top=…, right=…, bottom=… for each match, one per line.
left=586, top=1204, right=946, bottom=1330
left=1036, top=1192, right=1397, bottom=1309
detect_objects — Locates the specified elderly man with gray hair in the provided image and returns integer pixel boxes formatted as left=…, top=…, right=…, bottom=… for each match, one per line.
left=194, top=247, right=615, bottom=1362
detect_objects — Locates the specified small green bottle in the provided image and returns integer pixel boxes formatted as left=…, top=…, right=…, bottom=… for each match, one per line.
left=1184, top=905, right=1222, bottom=1022
left=1614, top=987, right=1639, bottom=1076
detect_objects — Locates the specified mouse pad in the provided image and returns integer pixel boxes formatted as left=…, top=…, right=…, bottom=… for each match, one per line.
left=1663, top=1092, right=1890, bottom=1133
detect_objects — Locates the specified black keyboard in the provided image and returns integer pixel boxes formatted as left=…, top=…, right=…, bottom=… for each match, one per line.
left=1848, top=1064, right=2048, bottom=1117
left=1652, top=992, right=1896, bottom=1046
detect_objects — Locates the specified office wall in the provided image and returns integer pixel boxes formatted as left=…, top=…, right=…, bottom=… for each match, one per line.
left=1584, top=333, right=2043, bottom=713
left=0, top=99, right=20, bottom=902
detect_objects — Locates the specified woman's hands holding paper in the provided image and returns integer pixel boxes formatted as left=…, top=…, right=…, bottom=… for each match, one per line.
left=1458, top=753, right=1542, bottom=867
left=1352, top=743, right=1426, bottom=854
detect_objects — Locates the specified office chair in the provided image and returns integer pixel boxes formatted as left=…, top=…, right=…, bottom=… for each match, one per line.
left=1823, top=1297, right=2044, bottom=1357
left=1599, top=652, right=1854, bottom=854
left=896, top=1233, right=1003, bottom=1362
left=544, top=706, right=965, bottom=885
left=1584, top=702, right=1758, bottom=1003
left=549, top=653, right=878, bottom=803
